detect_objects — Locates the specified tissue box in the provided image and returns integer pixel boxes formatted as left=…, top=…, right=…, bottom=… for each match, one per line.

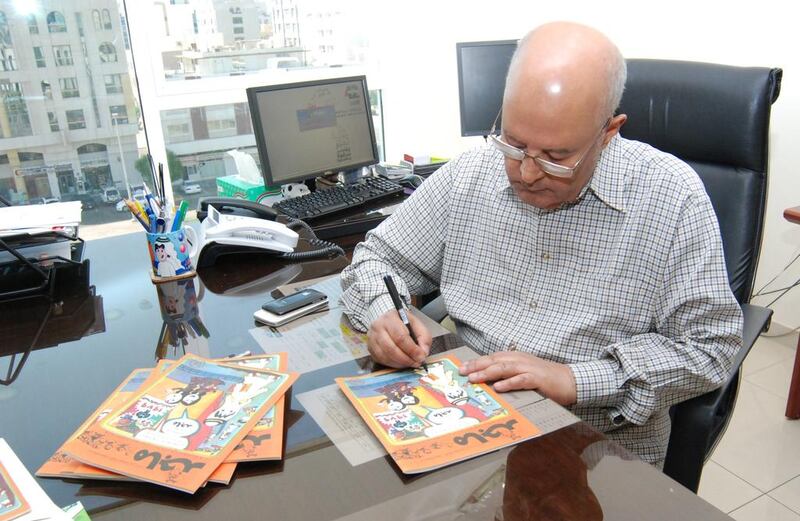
left=216, top=175, right=280, bottom=203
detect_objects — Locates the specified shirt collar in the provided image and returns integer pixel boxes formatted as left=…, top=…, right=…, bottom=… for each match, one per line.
left=491, top=135, right=628, bottom=213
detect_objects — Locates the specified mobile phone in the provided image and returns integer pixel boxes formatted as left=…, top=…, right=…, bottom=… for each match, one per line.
left=254, top=298, right=329, bottom=327
left=262, top=289, right=327, bottom=316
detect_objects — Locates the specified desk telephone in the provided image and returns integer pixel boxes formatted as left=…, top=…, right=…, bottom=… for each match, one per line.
left=196, top=197, right=344, bottom=268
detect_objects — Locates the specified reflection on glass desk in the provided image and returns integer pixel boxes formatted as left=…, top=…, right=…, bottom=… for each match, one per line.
left=0, top=232, right=733, bottom=520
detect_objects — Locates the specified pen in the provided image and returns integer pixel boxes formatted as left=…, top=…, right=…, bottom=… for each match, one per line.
left=383, top=275, right=427, bottom=372
left=171, top=200, right=189, bottom=232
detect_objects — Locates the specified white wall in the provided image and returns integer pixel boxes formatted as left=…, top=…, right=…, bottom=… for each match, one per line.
left=367, top=0, right=800, bottom=330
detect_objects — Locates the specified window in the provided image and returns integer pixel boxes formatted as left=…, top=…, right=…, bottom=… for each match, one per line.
left=161, top=109, right=192, bottom=143
left=232, top=16, right=243, bottom=24
left=110, top=105, right=128, bottom=124
left=46, top=11, right=67, bottom=33
left=0, top=12, right=11, bottom=46
left=48, top=112, right=60, bottom=132
left=205, top=105, right=237, bottom=139
left=59, top=77, right=80, bottom=98
left=102, top=9, right=112, bottom=30
left=233, top=27, right=244, bottom=34
left=41, top=81, right=53, bottom=99
left=66, top=109, right=86, bottom=130
left=33, top=47, right=46, bottom=68
left=53, top=45, right=73, bottom=66
left=27, top=14, right=38, bottom=34
left=0, top=80, right=32, bottom=137
left=99, top=42, right=117, bottom=63
left=104, top=74, right=124, bottom=94
left=1, top=49, right=16, bottom=72
left=92, top=10, right=102, bottom=31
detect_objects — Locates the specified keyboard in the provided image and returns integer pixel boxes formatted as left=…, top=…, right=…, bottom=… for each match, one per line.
left=272, top=177, right=405, bottom=221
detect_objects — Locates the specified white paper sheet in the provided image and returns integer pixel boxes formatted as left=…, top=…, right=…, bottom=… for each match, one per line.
left=250, top=308, right=370, bottom=373
left=0, top=201, right=81, bottom=235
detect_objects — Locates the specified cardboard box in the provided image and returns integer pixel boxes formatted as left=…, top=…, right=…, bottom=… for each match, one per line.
left=216, top=175, right=280, bottom=204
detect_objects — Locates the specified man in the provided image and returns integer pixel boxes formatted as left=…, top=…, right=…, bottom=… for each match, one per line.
left=340, top=22, right=742, bottom=465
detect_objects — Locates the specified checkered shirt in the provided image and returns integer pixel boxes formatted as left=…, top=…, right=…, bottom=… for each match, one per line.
left=340, top=135, right=743, bottom=465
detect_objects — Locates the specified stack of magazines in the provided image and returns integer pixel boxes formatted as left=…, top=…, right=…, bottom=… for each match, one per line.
left=37, top=353, right=297, bottom=494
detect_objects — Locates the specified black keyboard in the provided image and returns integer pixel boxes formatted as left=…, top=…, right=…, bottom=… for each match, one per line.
left=273, top=177, right=405, bottom=221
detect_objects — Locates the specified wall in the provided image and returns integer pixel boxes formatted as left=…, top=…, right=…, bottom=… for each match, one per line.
left=368, top=0, right=800, bottom=330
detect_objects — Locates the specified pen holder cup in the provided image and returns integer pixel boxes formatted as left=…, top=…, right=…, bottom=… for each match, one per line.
left=145, top=226, right=198, bottom=284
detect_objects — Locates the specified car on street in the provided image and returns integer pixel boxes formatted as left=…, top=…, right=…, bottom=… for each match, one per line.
left=116, top=191, right=148, bottom=212
left=61, top=192, right=97, bottom=210
left=29, top=196, right=60, bottom=204
left=100, top=187, right=121, bottom=204
left=182, top=181, right=202, bottom=195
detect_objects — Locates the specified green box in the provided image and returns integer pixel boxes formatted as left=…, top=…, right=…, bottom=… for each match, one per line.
left=216, top=175, right=280, bottom=204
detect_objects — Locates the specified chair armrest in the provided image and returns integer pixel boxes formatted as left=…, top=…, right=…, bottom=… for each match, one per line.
left=420, top=294, right=447, bottom=323
left=663, top=303, right=772, bottom=492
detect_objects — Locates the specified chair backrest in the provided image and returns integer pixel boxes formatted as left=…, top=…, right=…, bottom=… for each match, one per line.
left=617, top=59, right=782, bottom=304
left=617, top=59, right=781, bottom=492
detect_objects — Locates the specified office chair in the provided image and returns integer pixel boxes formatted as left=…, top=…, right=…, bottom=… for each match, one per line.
left=420, top=59, right=781, bottom=493
left=619, top=59, right=780, bottom=492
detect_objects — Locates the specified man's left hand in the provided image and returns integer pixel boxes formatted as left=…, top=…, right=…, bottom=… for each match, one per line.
left=459, top=351, right=577, bottom=406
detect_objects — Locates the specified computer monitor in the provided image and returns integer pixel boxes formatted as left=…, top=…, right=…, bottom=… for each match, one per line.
left=456, top=40, right=518, bottom=137
left=247, top=76, right=379, bottom=187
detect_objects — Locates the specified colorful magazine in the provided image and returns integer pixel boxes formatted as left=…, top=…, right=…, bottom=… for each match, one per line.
left=0, top=461, right=30, bottom=521
left=37, top=367, right=154, bottom=480
left=226, top=353, right=288, bottom=462
left=336, top=354, right=541, bottom=474
left=63, top=354, right=297, bottom=493
left=38, top=366, right=237, bottom=486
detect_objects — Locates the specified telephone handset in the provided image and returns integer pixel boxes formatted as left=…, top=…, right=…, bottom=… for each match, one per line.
left=195, top=197, right=345, bottom=268
left=202, top=204, right=298, bottom=253
left=197, top=197, right=278, bottom=222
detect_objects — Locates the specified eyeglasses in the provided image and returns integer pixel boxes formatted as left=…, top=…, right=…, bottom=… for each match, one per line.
left=488, top=110, right=610, bottom=179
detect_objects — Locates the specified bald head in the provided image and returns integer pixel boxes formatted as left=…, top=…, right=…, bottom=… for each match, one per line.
left=504, top=22, right=626, bottom=127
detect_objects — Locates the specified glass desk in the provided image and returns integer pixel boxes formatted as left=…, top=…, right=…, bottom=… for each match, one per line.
left=0, top=231, right=732, bottom=520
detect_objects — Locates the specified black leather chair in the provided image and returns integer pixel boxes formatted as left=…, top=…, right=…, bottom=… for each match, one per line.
left=420, top=59, right=782, bottom=493
left=619, top=59, right=781, bottom=492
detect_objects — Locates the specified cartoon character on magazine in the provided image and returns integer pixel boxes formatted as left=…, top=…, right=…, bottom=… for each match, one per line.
left=373, top=409, right=427, bottom=442
left=135, top=410, right=202, bottom=450
left=419, top=362, right=489, bottom=421
left=153, top=237, right=185, bottom=277
left=203, top=373, right=275, bottom=444
left=421, top=405, right=480, bottom=438
left=376, top=381, right=420, bottom=412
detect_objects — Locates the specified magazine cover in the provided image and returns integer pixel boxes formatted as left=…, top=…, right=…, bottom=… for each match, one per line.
left=37, top=367, right=154, bottom=480
left=0, top=461, right=30, bottom=521
left=226, top=353, right=288, bottom=462
left=63, top=354, right=297, bottom=493
left=336, top=354, right=541, bottom=474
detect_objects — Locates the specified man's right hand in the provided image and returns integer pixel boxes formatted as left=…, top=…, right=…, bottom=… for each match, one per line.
left=367, top=309, right=433, bottom=368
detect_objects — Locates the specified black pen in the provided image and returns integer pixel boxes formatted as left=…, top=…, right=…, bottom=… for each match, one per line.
left=383, top=275, right=427, bottom=372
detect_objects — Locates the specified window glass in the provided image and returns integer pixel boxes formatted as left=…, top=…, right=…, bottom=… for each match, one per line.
left=66, top=109, right=86, bottom=130
left=139, top=0, right=384, bottom=205
left=99, top=42, right=117, bottom=63
left=46, top=11, right=66, bottom=33
left=48, top=112, right=60, bottom=132
left=0, top=1, right=145, bottom=231
left=59, top=77, right=80, bottom=98
left=33, top=47, right=46, bottom=68
left=53, top=45, right=73, bottom=66
left=104, top=74, right=125, bottom=94
left=27, top=14, right=38, bottom=34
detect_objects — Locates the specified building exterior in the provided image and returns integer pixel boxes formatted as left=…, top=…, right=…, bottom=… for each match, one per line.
left=0, top=0, right=140, bottom=204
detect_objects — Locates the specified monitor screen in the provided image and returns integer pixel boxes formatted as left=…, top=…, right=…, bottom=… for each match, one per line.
left=456, top=40, right=518, bottom=137
left=247, top=76, right=379, bottom=186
